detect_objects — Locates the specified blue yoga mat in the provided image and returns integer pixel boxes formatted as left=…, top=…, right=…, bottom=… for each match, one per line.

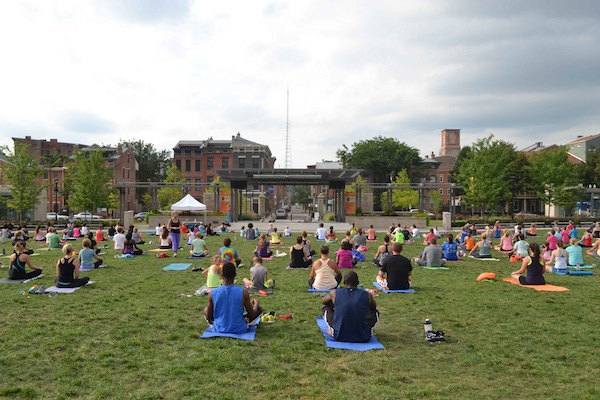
left=200, top=325, right=256, bottom=340
left=372, top=282, right=414, bottom=294
left=315, top=317, right=384, bottom=351
left=308, top=288, right=332, bottom=293
left=552, top=268, right=593, bottom=276
left=162, top=263, right=192, bottom=271
left=569, top=265, right=594, bottom=269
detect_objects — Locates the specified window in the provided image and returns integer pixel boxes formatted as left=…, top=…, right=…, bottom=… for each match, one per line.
left=195, top=178, right=202, bottom=190
left=439, top=189, right=444, bottom=194
left=207, top=157, right=213, bottom=170
left=207, top=176, right=214, bottom=184
left=439, top=175, right=444, bottom=182
left=252, top=157, right=259, bottom=169
left=127, top=169, right=130, bottom=179
left=195, top=159, right=201, bottom=171
left=176, top=160, right=181, bottom=170
left=43, top=171, right=48, bottom=180
left=239, top=157, right=246, bottom=168
left=122, top=169, right=125, bottom=178
left=222, top=157, right=228, bottom=168
left=185, top=159, right=191, bottom=172
left=447, top=189, right=451, bottom=194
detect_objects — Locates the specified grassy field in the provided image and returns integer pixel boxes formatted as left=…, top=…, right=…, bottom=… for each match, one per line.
left=1, top=229, right=600, bottom=399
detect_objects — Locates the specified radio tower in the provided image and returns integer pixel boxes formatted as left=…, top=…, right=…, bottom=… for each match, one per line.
left=284, top=87, right=292, bottom=169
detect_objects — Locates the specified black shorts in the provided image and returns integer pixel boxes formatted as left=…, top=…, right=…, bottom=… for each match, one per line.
left=518, top=276, right=545, bottom=285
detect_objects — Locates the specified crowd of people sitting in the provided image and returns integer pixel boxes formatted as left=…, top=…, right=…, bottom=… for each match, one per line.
left=5, top=216, right=600, bottom=344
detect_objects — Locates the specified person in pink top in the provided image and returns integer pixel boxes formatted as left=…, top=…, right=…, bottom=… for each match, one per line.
left=95, top=226, right=105, bottom=242
left=494, top=230, right=513, bottom=253
left=423, top=228, right=437, bottom=245
left=547, top=230, right=559, bottom=250
left=560, top=227, right=570, bottom=245
left=336, top=240, right=356, bottom=269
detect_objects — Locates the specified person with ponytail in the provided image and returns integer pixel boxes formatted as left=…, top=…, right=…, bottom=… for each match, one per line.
left=511, top=242, right=546, bottom=285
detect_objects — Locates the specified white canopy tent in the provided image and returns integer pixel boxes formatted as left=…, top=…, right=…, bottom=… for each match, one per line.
left=170, top=194, right=207, bottom=224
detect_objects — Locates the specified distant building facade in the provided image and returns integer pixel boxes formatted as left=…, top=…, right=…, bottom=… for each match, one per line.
left=172, top=132, right=276, bottom=197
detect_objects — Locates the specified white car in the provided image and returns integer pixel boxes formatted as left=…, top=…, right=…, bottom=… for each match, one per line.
left=74, top=212, right=103, bottom=220
left=47, top=212, right=69, bottom=221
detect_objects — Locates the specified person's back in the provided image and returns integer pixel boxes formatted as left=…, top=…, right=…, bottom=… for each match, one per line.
left=514, top=239, right=530, bottom=257
left=245, top=227, right=256, bottom=240
left=250, top=264, right=268, bottom=290
left=441, top=240, right=458, bottom=260
left=380, top=253, right=412, bottom=290
left=79, top=247, right=96, bottom=269
left=316, top=225, right=327, bottom=241
left=566, top=243, right=584, bottom=266
left=191, top=237, right=206, bottom=256
left=333, top=288, right=371, bottom=342
left=211, top=284, right=247, bottom=334
left=48, top=232, right=60, bottom=248
left=114, top=232, right=126, bottom=250
left=423, top=245, right=443, bottom=267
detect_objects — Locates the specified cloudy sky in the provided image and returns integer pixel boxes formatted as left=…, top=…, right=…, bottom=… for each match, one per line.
left=1, top=0, right=599, bottom=168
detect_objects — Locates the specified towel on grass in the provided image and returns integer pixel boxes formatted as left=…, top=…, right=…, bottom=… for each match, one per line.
left=0, top=274, right=45, bottom=284
left=469, top=256, right=500, bottom=261
left=162, top=263, right=192, bottom=271
left=372, top=281, right=414, bottom=293
left=315, top=317, right=384, bottom=351
left=423, top=266, right=449, bottom=270
left=502, top=278, right=569, bottom=292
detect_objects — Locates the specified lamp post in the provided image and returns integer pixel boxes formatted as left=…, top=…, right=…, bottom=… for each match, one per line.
left=53, top=178, right=59, bottom=224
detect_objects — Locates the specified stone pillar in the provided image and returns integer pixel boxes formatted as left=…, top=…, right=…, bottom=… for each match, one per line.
left=442, top=212, right=452, bottom=230
left=258, top=193, right=266, bottom=217
left=317, top=193, right=325, bottom=218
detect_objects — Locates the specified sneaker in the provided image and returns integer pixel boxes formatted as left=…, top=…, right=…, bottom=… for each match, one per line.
left=435, top=331, right=445, bottom=342
left=426, top=331, right=438, bottom=343
left=192, top=267, right=203, bottom=272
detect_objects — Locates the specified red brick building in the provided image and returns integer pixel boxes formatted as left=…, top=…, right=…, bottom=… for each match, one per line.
left=422, top=129, right=461, bottom=211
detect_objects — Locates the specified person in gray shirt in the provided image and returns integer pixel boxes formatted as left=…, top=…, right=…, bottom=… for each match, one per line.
left=413, top=238, right=446, bottom=267
left=353, top=228, right=367, bottom=249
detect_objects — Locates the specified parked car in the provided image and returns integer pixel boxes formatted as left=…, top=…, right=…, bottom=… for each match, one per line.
left=46, top=212, right=69, bottom=221
left=275, top=208, right=288, bottom=219
left=134, top=212, right=148, bottom=222
left=73, top=212, right=103, bottom=220
left=408, top=209, right=434, bottom=216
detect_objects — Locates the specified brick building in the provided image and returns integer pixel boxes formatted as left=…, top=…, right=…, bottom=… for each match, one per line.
left=422, top=129, right=461, bottom=211
left=172, top=132, right=275, bottom=197
left=12, top=136, right=138, bottom=217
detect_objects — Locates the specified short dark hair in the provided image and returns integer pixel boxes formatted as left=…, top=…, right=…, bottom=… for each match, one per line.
left=392, top=242, right=403, bottom=253
left=254, top=256, right=263, bottom=264
left=222, top=262, right=236, bottom=279
left=430, top=238, right=437, bottom=245
left=223, top=238, right=231, bottom=246
left=320, top=245, right=329, bottom=255
left=296, top=236, right=303, bottom=244
left=343, top=271, right=359, bottom=287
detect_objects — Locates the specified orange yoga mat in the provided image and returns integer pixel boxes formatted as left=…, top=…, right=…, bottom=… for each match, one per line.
left=502, top=278, right=569, bottom=292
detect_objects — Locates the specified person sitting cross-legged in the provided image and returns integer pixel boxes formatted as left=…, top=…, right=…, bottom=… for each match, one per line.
left=203, top=263, right=263, bottom=334
left=378, top=242, right=412, bottom=290
left=413, top=238, right=446, bottom=267
left=321, top=271, right=379, bottom=343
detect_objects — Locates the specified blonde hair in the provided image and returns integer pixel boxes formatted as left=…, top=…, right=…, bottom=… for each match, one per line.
left=62, top=244, right=74, bottom=255
left=82, top=238, right=92, bottom=248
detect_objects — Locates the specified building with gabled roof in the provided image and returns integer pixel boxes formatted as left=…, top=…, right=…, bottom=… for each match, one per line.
left=566, top=133, right=600, bottom=163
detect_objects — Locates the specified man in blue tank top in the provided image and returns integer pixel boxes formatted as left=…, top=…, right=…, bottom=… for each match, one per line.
left=204, top=263, right=262, bottom=333
left=321, top=271, right=379, bottom=342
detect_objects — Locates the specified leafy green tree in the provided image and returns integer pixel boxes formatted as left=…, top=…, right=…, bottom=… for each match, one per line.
left=430, top=190, right=444, bottom=214
left=157, top=164, right=186, bottom=209
left=453, top=135, right=526, bottom=212
left=529, top=146, right=581, bottom=214
left=379, top=170, right=418, bottom=210
left=578, top=148, right=600, bottom=187
left=292, top=186, right=312, bottom=211
left=336, top=136, right=423, bottom=183
left=141, top=192, right=154, bottom=211
left=121, top=140, right=170, bottom=182
left=0, top=142, right=44, bottom=224
left=65, top=150, right=112, bottom=214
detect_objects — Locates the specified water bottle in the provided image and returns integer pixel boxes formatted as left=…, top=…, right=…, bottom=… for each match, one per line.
left=424, top=319, right=432, bottom=333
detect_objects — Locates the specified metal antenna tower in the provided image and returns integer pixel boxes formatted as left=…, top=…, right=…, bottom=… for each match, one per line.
left=284, top=87, right=291, bottom=168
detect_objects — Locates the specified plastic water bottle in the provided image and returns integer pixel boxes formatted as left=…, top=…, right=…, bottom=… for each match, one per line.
left=424, top=319, right=432, bottom=333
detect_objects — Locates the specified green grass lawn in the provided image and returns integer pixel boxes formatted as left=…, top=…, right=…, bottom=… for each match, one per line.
left=1, top=230, right=600, bottom=399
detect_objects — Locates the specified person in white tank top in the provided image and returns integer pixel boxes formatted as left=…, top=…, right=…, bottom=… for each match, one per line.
left=308, top=245, right=342, bottom=290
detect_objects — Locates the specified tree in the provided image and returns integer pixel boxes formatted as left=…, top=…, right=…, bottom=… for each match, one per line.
left=529, top=146, right=581, bottom=215
left=65, top=150, right=112, bottom=213
left=578, top=148, right=600, bottom=187
left=453, top=135, right=526, bottom=212
left=157, top=164, right=186, bottom=209
left=292, top=186, right=312, bottom=211
left=121, top=140, right=171, bottom=182
left=0, top=142, right=44, bottom=224
left=336, top=136, right=423, bottom=183
left=379, top=170, right=418, bottom=211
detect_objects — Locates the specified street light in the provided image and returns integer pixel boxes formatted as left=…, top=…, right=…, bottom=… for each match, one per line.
left=53, top=178, right=59, bottom=224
